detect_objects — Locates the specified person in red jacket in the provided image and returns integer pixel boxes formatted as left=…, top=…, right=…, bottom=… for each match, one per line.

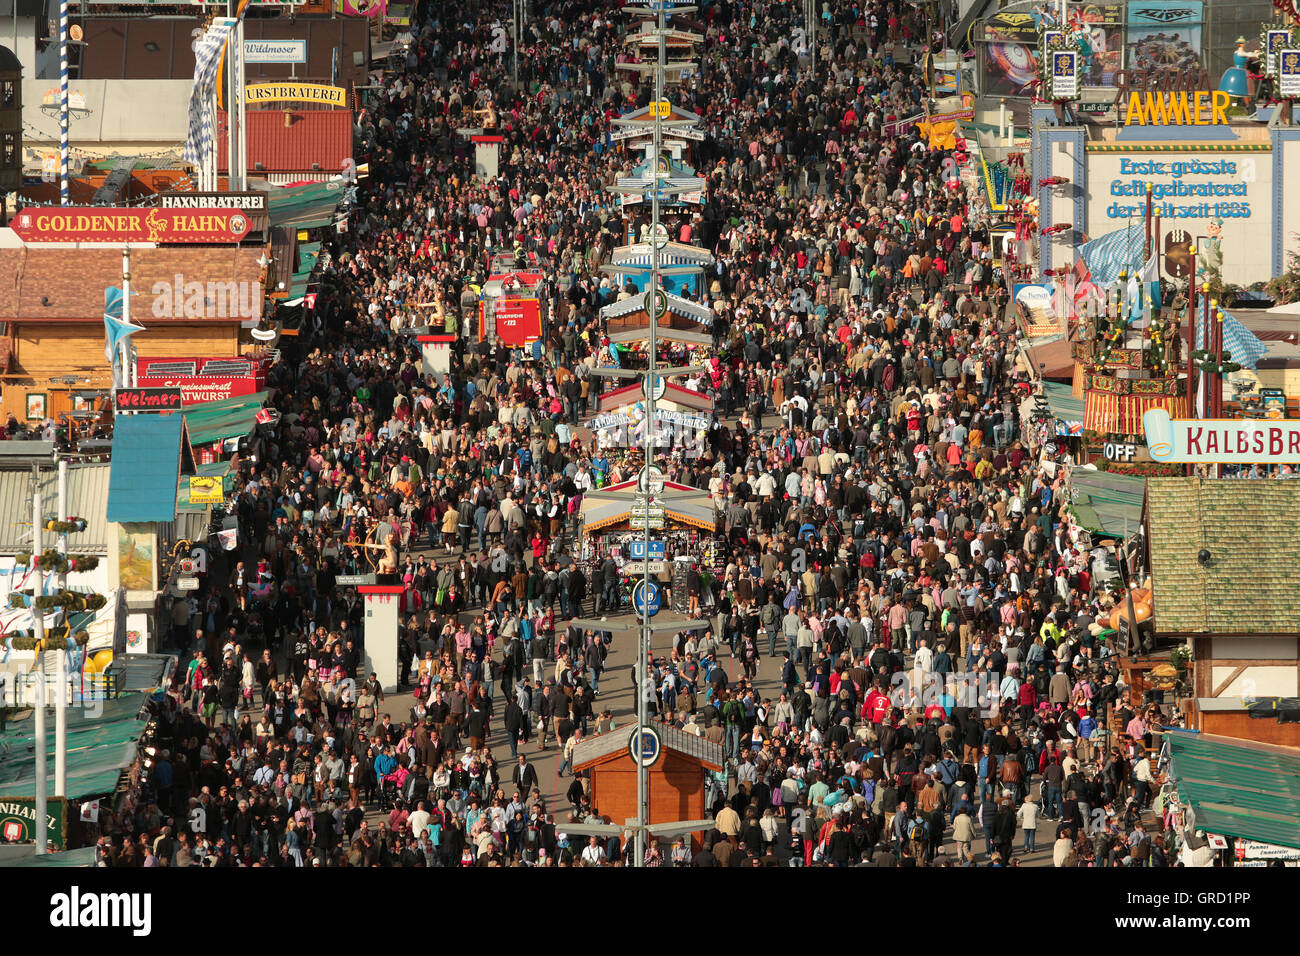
left=1017, top=679, right=1038, bottom=729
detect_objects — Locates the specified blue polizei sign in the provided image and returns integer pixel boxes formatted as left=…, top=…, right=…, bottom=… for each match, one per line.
left=632, top=580, right=661, bottom=618
left=628, top=539, right=666, bottom=560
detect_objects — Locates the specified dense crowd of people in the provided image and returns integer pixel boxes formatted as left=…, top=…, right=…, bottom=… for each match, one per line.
left=81, top=0, right=1179, bottom=867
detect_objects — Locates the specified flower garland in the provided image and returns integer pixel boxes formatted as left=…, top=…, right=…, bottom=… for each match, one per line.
left=43, top=517, right=88, bottom=535
left=1190, top=348, right=1241, bottom=376
left=8, top=591, right=107, bottom=612
left=13, top=550, right=99, bottom=574
left=2, top=628, right=90, bottom=652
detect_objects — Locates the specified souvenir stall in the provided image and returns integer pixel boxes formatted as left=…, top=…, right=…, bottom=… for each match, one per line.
left=600, top=326, right=713, bottom=372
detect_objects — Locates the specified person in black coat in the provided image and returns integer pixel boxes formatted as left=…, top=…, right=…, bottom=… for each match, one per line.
left=503, top=699, right=525, bottom=758
left=991, top=799, right=1017, bottom=862
left=313, top=804, right=334, bottom=859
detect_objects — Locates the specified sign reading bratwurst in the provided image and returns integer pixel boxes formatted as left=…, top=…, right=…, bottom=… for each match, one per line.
left=11, top=207, right=252, bottom=244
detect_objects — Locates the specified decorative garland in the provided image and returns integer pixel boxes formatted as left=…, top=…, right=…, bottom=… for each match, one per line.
left=13, top=550, right=99, bottom=574
left=1190, top=348, right=1242, bottom=376
left=43, top=517, right=89, bottom=535
left=8, top=591, right=107, bottom=612
left=3, top=629, right=90, bottom=652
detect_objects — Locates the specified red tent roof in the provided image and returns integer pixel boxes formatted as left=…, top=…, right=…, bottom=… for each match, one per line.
left=218, top=110, right=353, bottom=174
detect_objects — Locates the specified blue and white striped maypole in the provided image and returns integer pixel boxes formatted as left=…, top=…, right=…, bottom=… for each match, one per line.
left=59, top=0, right=68, bottom=205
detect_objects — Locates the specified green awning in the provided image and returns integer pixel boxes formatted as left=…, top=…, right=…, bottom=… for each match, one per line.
left=1166, top=730, right=1300, bottom=850
left=0, top=846, right=98, bottom=867
left=106, top=412, right=183, bottom=523
left=267, top=181, right=345, bottom=230
left=1044, top=381, right=1085, bottom=425
left=1067, top=469, right=1146, bottom=538
left=297, top=241, right=322, bottom=273
left=0, top=695, right=149, bottom=800
left=294, top=217, right=335, bottom=231
left=183, top=392, right=268, bottom=447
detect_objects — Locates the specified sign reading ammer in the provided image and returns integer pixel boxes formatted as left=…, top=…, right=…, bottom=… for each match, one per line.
left=245, top=83, right=346, bottom=106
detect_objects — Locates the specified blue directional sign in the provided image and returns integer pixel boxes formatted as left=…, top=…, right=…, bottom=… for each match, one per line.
left=632, top=580, right=661, bottom=618
left=628, top=725, right=662, bottom=767
left=628, top=539, right=666, bottom=561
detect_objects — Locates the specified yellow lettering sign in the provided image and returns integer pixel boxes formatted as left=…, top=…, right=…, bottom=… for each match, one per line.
left=243, top=83, right=346, bottom=107
left=1123, top=90, right=1230, bottom=127
left=1145, top=92, right=1171, bottom=126
left=1124, top=91, right=1146, bottom=126
left=1211, top=90, right=1230, bottom=126
left=1169, top=93, right=1191, bottom=125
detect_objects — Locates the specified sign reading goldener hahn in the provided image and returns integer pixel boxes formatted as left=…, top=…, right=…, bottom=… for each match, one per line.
left=11, top=207, right=252, bottom=243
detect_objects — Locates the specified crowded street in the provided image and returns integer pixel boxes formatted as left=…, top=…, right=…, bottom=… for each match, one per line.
left=12, top=0, right=1204, bottom=870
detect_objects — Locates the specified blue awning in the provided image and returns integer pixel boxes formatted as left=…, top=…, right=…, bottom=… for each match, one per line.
left=106, top=413, right=183, bottom=523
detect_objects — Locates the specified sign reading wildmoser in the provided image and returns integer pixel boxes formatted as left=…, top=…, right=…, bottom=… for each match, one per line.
left=49, top=887, right=151, bottom=937
left=243, top=38, right=306, bottom=63
left=1144, top=408, right=1300, bottom=462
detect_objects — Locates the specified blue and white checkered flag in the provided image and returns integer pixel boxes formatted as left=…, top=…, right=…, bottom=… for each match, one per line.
left=184, top=19, right=237, bottom=166
left=1077, top=225, right=1145, bottom=286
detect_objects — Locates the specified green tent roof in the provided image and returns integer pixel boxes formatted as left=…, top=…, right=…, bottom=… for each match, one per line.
left=296, top=241, right=322, bottom=275
left=1166, top=730, right=1300, bottom=850
left=268, top=181, right=345, bottom=230
left=1068, top=469, right=1146, bottom=538
left=183, top=392, right=268, bottom=447
left=1043, top=381, right=1085, bottom=425
left=0, top=695, right=149, bottom=800
left=0, top=846, right=98, bottom=867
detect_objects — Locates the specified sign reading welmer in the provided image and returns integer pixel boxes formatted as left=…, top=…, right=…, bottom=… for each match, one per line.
left=12, top=207, right=251, bottom=243
left=244, top=83, right=346, bottom=106
left=1144, top=408, right=1300, bottom=463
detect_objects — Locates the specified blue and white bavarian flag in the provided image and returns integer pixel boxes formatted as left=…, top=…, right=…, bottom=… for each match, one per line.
left=183, top=18, right=239, bottom=167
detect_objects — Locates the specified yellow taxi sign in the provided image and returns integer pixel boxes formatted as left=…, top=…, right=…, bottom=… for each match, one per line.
left=650, top=100, right=671, bottom=118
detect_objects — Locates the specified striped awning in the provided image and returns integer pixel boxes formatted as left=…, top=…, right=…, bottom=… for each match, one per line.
left=612, top=241, right=714, bottom=267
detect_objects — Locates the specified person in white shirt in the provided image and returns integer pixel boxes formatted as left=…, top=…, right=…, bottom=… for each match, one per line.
left=1017, top=796, right=1041, bottom=853
left=580, top=836, right=604, bottom=866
